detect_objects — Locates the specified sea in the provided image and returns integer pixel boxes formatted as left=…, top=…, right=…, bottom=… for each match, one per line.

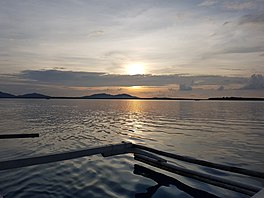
left=0, top=99, right=263, bottom=198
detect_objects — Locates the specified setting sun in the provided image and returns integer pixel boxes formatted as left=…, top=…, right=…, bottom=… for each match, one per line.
left=131, top=86, right=141, bottom=89
left=126, top=63, right=145, bottom=75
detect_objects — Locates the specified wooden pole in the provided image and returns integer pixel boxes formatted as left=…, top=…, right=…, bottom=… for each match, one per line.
left=251, top=188, right=264, bottom=198
left=134, top=154, right=261, bottom=196
left=0, top=133, right=39, bottom=139
left=134, top=164, right=220, bottom=198
left=134, top=144, right=264, bottom=179
left=0, top=142, right=132, bottom=171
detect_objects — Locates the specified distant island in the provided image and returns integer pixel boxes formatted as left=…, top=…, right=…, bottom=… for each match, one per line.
left=0, top=91, right=263, bottom=101
left=82, top=93, right=138, bottom=99
left=0, top=91, right=16, bottom=98
left=0, top=91, right=138, bottom=99
left=208, top=97, right=264, bottom=101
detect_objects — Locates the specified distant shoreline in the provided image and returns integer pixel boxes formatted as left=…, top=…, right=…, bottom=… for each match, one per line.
left=1, top=97, right=264, bottom=101
left=1, top=91, right=263, bottom=101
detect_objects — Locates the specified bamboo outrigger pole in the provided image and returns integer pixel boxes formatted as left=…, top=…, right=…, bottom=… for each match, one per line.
left=134, top=154, right=260, bottom=196
left=0, top=142, right=263, bottom=197
left=0, top=142, right=133, bottom=171
left=0, top=133, right=39, bottom=139
left=134, top=144, right=264, bottom=179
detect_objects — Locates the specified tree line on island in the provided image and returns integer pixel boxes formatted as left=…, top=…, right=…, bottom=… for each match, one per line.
left=0, top=91, right=263, bottom=101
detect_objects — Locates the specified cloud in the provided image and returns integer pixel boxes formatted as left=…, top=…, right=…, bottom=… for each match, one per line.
left=223, top=21, right=230, bottom=26
left=199, top=0, right=218, bottom=6
left=239, top=13, right=264, bottom=25
left=241, top=74, right=264, bottom=89
left=217, top=85, right=224, bottom=91
left=19, top=70, right=189, bottom=87
left=199, top=0, right=259, bottom=11
left=0, top=0, right=263, bottom=77
left=7, top=69, right=249, bottom=88
left=168, top=88, right=177, bottom=92
left=179, top=84, right=192, bottom=91
left=222, top=46, right=264, bottom=54
left=223, top=1, right=256, bottom=11
left=87, top=30, right=105, bottom=38
left=2, top=70, right=264, bottom=97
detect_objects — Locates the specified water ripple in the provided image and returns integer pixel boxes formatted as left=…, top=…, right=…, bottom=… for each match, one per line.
left=0, top=100, right=263, bottom=197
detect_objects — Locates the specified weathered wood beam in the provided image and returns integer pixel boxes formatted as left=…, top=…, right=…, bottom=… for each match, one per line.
left=134, top=164, right=220, bottom=198
left=0, top=142, right=132, bottom=171
left=251, top=188, right=264, bottom=198
left=134, top=154, right=261, bottom=196
left=134, top=144, right=264, bottom=179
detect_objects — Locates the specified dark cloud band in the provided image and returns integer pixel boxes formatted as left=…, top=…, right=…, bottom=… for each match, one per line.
left=16, top=69, right=249, bottom=87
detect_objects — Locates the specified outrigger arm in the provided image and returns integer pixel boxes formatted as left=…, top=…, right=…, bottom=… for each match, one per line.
left=0, top=142, right=263, bottom=197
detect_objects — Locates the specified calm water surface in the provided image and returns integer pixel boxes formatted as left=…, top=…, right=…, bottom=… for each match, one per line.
left=0, top=99, right=263, bottom=197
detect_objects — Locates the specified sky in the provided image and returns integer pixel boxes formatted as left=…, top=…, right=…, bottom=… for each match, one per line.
left=0, top=0, right=263, bottom=98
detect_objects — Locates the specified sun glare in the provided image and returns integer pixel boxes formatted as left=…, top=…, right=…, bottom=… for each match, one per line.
left=131, top=86, right=141, bottom=89
left=126, top=63, right=145, bottom=75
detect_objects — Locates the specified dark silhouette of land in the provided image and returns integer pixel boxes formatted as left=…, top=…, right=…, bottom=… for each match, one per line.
left=17, top=93, right=51, bottom=99
left=0, top=91, right=263, bottom=101
left=0, top=91, right=15, bottom=98
left=82, top=93, right=138, bottom=99
left=208, top=97, right=264, bottom=101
